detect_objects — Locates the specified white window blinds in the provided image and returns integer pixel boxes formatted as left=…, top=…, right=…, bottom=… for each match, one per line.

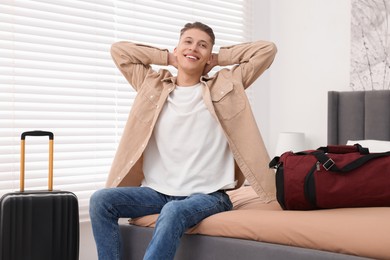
left=0, top=0, right=252, bottom=222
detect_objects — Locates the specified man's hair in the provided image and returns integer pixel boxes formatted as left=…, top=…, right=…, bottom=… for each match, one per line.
left=180, top=22, right=215, bottom=45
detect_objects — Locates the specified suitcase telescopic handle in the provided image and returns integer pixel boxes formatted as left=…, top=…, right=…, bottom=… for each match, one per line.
left=20, top=131, right=54, bottom=192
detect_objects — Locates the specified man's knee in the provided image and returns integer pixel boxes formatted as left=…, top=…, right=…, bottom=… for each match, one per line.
left=160, top=201, right=184, bottom=218
left=89, top=189, right=114, bottom=218
left=159, top=200, right=191, bottom=227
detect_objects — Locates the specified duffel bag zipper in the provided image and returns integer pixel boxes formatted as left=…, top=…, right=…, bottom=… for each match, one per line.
left=304, top=162, right=320, bottom=208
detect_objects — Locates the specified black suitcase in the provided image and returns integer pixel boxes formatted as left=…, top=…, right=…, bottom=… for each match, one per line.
left=0, top=131, right=79, bottom=260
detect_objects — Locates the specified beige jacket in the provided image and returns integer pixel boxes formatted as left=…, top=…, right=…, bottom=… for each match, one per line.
left=107, top=40, right=277, bottom=202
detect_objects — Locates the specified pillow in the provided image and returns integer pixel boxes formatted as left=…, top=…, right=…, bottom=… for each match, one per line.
left=346, top=140, right=390, bottom=153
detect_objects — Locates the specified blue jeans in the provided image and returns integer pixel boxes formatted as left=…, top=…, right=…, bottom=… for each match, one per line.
left=89, top=187, right=233, bottom=260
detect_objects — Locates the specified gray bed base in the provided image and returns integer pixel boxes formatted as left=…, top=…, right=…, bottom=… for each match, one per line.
left=119, top=90, right=389, bottom=260
left=119, top=225, right=370, bottom=260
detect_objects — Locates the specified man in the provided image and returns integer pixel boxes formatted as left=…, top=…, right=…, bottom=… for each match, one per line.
left=90, top=22, right=277, bottom=260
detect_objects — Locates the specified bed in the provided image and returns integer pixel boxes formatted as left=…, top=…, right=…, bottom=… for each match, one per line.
left=119, top=90, right=390, bottom=260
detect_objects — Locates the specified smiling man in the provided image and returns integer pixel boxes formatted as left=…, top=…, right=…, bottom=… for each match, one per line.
left=172, top=24, right=216, bottom=86
left=89, top=22, right=277, bottom=260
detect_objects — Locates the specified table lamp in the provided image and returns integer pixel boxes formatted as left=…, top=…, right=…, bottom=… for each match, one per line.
left=275, top=132, right=305, bottom=156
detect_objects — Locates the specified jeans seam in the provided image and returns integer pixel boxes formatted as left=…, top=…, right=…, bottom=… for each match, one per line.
left=168, top=219, right=184, bottom=259
left=113, top=228, right=119, bottom=260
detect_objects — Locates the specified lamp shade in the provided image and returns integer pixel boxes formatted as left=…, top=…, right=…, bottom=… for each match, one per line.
left=275, top=132, right=305, bottom=156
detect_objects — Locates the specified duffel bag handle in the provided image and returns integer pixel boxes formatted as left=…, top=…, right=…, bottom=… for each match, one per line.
left=317, top=144, right=369, bottom=155
left=312, top=150, right=390, bottom=172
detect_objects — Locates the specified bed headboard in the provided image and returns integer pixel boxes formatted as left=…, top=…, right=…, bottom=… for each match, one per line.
left=328, top=90, right=390, bottom=145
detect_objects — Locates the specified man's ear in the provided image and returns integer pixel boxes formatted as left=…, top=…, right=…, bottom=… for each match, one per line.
left=206, top=53, right=212, bottom=64
left=173, top=47, right=178, bottom=56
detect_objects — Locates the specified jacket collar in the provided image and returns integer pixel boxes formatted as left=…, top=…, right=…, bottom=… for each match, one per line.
left=200, top=74, right=215, bottom=82
left=161, top=76, right=176, bottom=84
left=161, top=74, right=216, bottom=85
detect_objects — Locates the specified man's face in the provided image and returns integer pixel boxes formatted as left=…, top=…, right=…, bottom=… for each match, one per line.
left=174, top=28, right=213, bottom=74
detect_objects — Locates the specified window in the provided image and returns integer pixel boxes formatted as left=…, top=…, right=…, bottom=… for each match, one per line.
left=0, top=0, right=252, bottom=221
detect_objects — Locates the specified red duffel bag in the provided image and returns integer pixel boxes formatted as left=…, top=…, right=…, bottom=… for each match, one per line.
left=269, top=144, right=390, bottom=210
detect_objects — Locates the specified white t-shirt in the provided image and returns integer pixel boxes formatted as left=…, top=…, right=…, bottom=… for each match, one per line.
left=142, top=83, right=235, bottom=196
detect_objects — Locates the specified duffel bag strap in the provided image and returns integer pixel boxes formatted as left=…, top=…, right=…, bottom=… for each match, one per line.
left=312, top=151, right=390, bottom=172
left=317, top=144, right=369, bottom=155
left=269, top=156, right=280, bottom=169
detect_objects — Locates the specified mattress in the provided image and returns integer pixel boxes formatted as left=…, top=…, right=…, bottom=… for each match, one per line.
left=130, top=186, right=390, bottom=260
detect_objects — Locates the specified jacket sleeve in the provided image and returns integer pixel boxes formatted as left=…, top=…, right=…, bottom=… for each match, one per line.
left=110, top=41, right=169, bottom=91
left=217, top=41, right=277, bottom=88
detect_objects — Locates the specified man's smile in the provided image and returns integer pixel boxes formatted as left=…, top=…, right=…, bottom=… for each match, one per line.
left=185, top=54, right=199, bottom=61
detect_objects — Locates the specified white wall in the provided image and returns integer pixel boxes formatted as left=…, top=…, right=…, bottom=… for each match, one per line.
left=80, top=221, right=97, bottom=260
left=250, top=0, right=272, bottom=152
left=252, top=0, right=352, bottom=156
